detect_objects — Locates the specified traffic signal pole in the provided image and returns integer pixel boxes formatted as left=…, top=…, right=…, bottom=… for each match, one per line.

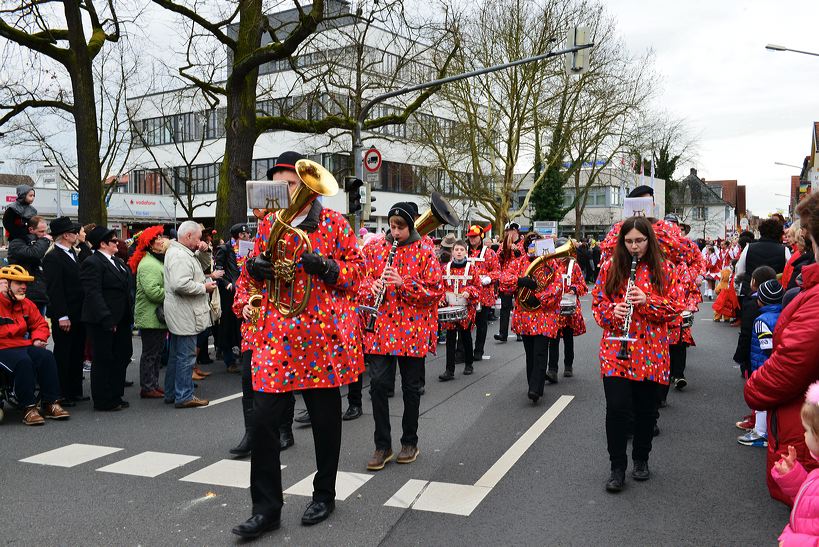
left=350, top=41, right=594, bottom=189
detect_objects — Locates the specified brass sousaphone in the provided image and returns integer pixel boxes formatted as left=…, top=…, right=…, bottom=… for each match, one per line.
left=248, top=159, right=339, bottom=320
left=415, top=192, right=460, bottom=236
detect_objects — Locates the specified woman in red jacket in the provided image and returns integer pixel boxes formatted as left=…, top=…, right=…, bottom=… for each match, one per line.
left=512, top=233, right=563, bottom=403
left=495, top=223, right=523, bottom=342
left=593, top=217, right=683, bottom=493
left=0, top=265, right=70, bottom=425
left=745, top=194, right=819, bottom=506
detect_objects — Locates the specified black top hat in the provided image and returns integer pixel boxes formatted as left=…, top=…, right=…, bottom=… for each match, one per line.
left=49, top=216, right=81, bottom=237
left=266, top=151, right=306, bottom=179
left=628, top=185, right=654, bottom=198
left=86, top=225, right=116, bottom=248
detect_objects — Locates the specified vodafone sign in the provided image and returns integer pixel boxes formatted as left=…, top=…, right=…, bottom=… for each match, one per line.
left=363, top=147, right=382, bottom=173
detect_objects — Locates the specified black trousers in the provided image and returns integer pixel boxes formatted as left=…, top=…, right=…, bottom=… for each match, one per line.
left=547, top=328, right=574, bottom=371
left=473, top=306, right=489, bottom=357
left=603, top=376, right=661, bottom=471
left=660, top=343, right=688, bottom=401
left=87, top=320, right=132, bottom=410
left=52, top=320, right=86, bottom=399
left=369, top=354, right=424, bottom=450
left=498, top=293, right=514, bottom=339
left=241, top=350, right=293, bottom=431
left=445, top=328, right=473, bottom=373
left=250, top=387, right=341, bottom=517
left=522, top=335, right=549, bottom=396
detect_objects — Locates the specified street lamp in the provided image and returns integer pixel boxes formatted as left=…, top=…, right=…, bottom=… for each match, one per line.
left=774, top=161, right=802, bottom=169
left=765, top=44, right=819, bottom=57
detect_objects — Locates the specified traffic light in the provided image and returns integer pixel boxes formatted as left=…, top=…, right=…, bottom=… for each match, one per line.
left=362, top=182, right=376, bottom=221
left=344, top=176, right=364, bottom=215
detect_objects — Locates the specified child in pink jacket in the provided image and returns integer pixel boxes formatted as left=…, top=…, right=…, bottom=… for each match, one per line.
left=772, top=381, right=819, bottom=546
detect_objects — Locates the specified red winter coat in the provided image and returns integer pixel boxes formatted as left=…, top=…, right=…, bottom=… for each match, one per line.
left=440, top=259, right=480, bottom=331
left=556, top=259, right=588, bottom=336
left=510, top=254, right=563, bottom=337
left=745, top=263, right=819, bottom=506
left=468, top=245, right=500, bottom=307
left=359, top=235, right=443, bottom=357
left=243, top=207, right=365, bottom=393
left=592, top=259, right=683, bottom=384
left=0, top=292, right=50, bottom=349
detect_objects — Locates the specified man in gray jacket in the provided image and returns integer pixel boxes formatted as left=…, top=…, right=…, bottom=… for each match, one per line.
left=163, top=220, right=217, bottom=408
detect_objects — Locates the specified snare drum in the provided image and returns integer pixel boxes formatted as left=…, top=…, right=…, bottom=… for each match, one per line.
left=681, top=310, right=694, bottom=329
left=559, top=296, right=576, bottom=316
left=445, top=292, right=468, bottom=307
left=438, top=305, right=468, bottom=322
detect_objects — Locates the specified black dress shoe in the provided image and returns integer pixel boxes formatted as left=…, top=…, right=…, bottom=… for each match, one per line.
left=563, top=368, right=573, bottom=378
left=280, top=429, right=295, bottom=450
left=516, top=335, right=523, bottom=342
left=342, top=405, right=363, bottom=421
left=197, top=355, right=214, bottom=365
left=653, top=424, right=660, bottom=437
left=294, top=409, right=311, bottom=425
left=438, top=372, right=454, bottom=381
left=473, top=353, right=483, bottom=362
left=419, top=386, right=425, bottom=395
left=527, top=391, right=540, bottom=404
left=230, top=432, right=252, bottom=458
left=605, top=468, right=625, bottom=492
left=231, top=513, right=281, bottom=538
left=545, top=370, right=558, bottom=384
left=94, top=404, right=123, bottom=412
left=494, top=334, right=507, bottom=343
left=632, top=460, right=650, bottom=481
left=387, top=389, right=395, bottom=398
left=118, top=400, right=130, bottom=409
left=463, top=365, right=474, bottom=375
left=124, top=381, right=134, bottom=387
left=301, top=500, right=334, bottom=525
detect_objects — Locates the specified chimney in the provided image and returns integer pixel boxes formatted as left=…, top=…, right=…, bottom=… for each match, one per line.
left=690, top=168, right=698, bottom=177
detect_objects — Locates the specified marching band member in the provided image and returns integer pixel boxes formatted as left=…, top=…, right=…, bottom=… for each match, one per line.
left=360, top=203, right=443, bottom=471
left=232, top=152, right=365, bottom=539
left=466, top=224, right=499, bottom=361
left=593, top=217, right=683, bottom=493
left=551, top=249, right=588, bottom=378
left=495, top=222, right=524, bottom=342
left=511, top=233, right=563, bottom=404
left=439, top=240, right=481, bottom=381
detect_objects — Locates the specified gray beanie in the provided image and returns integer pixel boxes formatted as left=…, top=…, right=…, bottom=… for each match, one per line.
left=16, top=184, right=33, bottom=201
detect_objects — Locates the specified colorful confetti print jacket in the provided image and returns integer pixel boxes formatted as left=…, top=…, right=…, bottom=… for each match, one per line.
left=510, top=254, right=563, bottom=338
left=468, top=245, right=500, bottom=307
left=241, top=204, right=366, bottom=393
left=600, top=219, right=691, bottom=266
left=359, top=234, right=443, bottom=357
left=592, top=259, right=684, bottom=385
left=440, top=259, right=480, bottom=331
left=556, top=259, right=589, bottom=336
left=231, top=271, right=259, bottom=354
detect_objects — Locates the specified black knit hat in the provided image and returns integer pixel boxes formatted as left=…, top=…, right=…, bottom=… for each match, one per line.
left=628, top=185, right=654, bottom=198
left=758, top=279, right=784, bottom=306
left=230, top=223, right=249, bottom=237
left=388, top=202, right=416, bottom=228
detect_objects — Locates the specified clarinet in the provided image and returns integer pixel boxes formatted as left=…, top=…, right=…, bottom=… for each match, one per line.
left=365, top=240, right=399, bottom=332
left=615, top=253, right=639, bottom=361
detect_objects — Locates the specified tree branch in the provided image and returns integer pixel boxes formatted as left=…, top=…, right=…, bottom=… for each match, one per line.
left=0, top=98, right=73, bottom=127
left=150, top=0, right=236, bottom=49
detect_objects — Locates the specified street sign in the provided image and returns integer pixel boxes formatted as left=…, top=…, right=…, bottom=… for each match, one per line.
left=365, top=172, right=379, bottom=184
left=533, top=220, right=558, bottom=237
left=364, top=147, right=382, bottom=173
left=71, top=192, right=79, bottom=206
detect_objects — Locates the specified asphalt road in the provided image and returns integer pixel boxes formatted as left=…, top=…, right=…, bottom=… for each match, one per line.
left=0, top=297, right=789, bottom=546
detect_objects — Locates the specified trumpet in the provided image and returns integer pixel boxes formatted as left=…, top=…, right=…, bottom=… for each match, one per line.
left=247, top=159, right=339, bottom=320
left=516, top=239, right=577, bottom=311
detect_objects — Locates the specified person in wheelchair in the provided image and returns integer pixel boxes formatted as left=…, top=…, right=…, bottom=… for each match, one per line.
left=0, top=264, right=70, bottom=425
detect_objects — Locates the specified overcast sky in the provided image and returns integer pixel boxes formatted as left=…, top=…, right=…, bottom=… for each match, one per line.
left=605, top=0, right=819, bottom=215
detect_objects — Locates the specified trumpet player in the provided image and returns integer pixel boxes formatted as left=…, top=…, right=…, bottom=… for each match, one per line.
left=232, top=152, right=365, bottom=539
left=360, top=203, right=443, bottom=472
left=549, top=246, right=588, bottom=379
left=592, top=217, right=683, bottom=493
left=510, top=233, right=563, bottom=404
left=438, top=240, right=481, bottom=381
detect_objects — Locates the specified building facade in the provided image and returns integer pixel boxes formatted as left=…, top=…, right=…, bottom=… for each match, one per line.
left=668, top=168, right=735, bottom=240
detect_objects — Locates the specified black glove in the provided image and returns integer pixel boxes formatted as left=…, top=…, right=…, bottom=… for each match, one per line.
left=517, top=276, right=538, bottom=290
left=525, top=295, right=541, bottom=308
left=300, top=252, right=340, bottom=285
left=246, top=255, right=274, bottom=281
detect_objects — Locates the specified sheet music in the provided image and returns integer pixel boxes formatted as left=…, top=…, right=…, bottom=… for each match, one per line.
left=237, top=239, right=254, bottom=258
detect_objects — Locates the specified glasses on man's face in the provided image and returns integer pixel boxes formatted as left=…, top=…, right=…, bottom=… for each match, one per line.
left=624, top=237, right=648, bottom=246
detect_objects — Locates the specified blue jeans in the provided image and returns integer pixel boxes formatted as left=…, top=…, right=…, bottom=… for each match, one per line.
left=164, top=334, right=197, bottom=404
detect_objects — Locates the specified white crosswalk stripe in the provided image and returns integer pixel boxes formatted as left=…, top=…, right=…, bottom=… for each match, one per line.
left=284, top=471, right=372, bottom=500
left=97, top=451, right=200, bottom=478
left=20, top=443, right=123, bottom=468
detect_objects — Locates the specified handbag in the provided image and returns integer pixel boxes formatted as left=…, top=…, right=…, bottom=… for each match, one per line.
left=155, top=303, right=166, bottom=323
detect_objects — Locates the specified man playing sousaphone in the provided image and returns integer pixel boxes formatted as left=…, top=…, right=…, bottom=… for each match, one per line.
left=232, top=152, right=365, bottom=539
left=360, top=202, right=443, bottom=471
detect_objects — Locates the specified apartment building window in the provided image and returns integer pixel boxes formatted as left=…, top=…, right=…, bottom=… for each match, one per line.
left=131, top=169, right=167, bottom=195
left=174, top=163, right=220, bottom=194
left=693, top=206, right=707, bottom=220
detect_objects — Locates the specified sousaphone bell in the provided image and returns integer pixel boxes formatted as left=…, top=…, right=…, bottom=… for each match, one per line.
left=415, top=192, right=461, bottom=236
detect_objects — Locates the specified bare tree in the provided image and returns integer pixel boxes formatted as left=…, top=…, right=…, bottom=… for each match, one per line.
left=0, top=0, right=124, bottom=222
left=151, top=0, right=457, bottom=236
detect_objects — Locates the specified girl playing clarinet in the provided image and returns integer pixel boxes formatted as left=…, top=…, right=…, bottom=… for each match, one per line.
left=592, top=216, right=683, bottom=493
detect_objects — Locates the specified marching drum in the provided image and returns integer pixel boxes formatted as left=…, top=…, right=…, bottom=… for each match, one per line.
left=559, top=296, right=577, bottom=316
left=681, top=310, right=694, bottom=329
left=438, top=305, right=468, bottom=322
left=445, top=291, right=468, bottom=307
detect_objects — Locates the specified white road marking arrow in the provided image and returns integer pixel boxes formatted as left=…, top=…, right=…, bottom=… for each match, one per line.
left=385, top=394, right=573, bottom=516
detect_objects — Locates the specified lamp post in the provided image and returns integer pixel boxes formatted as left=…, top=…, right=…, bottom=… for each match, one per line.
left=765, top=44, right=819, bottom=57
left=774, top=162, right=803, bottom=217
